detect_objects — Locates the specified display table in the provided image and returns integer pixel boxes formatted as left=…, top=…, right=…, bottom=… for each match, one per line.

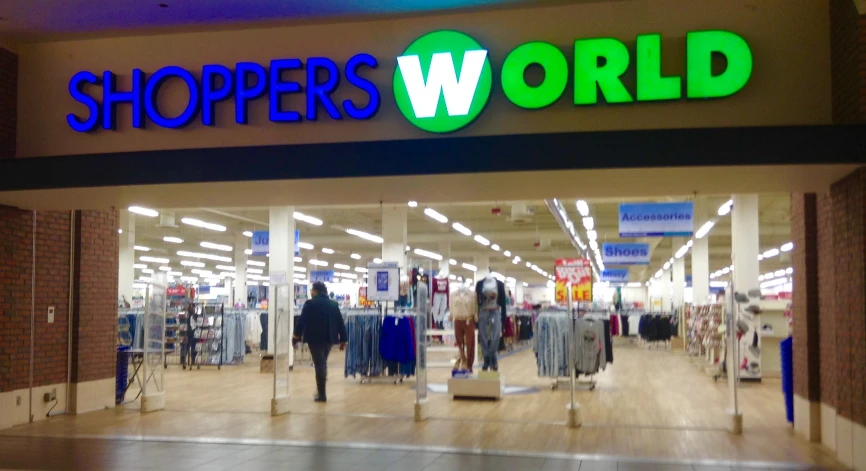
left=448, top=374, right=504, bottom=399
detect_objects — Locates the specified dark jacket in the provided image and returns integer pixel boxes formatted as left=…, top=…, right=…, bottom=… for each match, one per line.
left=476, top=277, right=508, bottom=323
left=295, top=294, right=347, bottom=346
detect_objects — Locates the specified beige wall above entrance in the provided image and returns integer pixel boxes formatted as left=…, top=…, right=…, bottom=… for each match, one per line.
left=15, top=0, right=831, bottom=158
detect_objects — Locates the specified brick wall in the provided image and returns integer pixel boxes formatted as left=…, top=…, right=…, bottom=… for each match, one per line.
left=830, top=0, right=866, bottom=124
left=0, top=47, right=16, bottom=160
left=0, top=209, right=72, bottom=392
left=71, top=210, right=118, bottom=384
left=830, top=168, right=866, bottom=426
left=790, top=194, right=821, bottom=400
left=817, top=191, right=837, bottom=407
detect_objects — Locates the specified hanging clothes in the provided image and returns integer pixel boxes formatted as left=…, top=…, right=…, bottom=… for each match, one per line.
left=535, top=313, right=570, bottom=377
left=344, top=313, right=385, bottom=377
left=380, top=315, right=416, bottom=377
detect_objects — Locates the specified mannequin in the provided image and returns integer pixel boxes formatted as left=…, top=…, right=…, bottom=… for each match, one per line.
left=475, top=274, right=507, bottom=371
left=431, top=272, right=450, bottom=329
left=450, top=284, right=477, bottom=372
left=398, top=274, right=410, bottom=307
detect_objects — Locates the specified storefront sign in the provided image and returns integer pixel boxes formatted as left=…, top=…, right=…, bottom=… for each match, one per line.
left=618, top=202, right=694, bottom=237
left=250, top=230, right=300, bottom=257
left=310, top=270, right=334, bottom=283
left=602, top=243, right=650, bottom=265
left=166, top=286, right=187, bottom=297
left=554, top=258, right=592, bottom=304
left=67, top=30, right=752, bottom=134
left=600, top=269, right=630, bottom=283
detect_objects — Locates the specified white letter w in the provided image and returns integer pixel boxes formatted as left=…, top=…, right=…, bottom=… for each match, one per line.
left=397, top=50, right=487, bottom=118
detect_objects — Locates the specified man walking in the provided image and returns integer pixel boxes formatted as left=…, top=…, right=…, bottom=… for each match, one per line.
left=293, top=281, right=347, bottom=402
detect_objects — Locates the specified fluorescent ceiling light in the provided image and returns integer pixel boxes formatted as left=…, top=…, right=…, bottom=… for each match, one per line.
left=340, top=273, right=358, bottom=280
left=582, top=217, right=594, bottom=230
left=491, top=244, right=500, bottom=251
left=722, top=267, right=731, bottom=274
left=181, top=276, right=198, bottom=282
left=158, top=266, right=172, bottom=271
left=354, top=267, right=368, bottom=273
left=757, top=254, right=764, bottom=261
left=201, top=241, right=232, bottom=252
left=177, top=250, right=232, bottom=263
left=248, top=281, right=259, bottom=286
left=424, top=208, right=448, bottom=224
left=247, top=260, right=266, bottom=267
left=589, top=240, right=599, bottom=250
left=181, top=260, right=205, bottom=268
left=449, top=274, right=457, bottom=280
left=675, top=245, right=689, bottom=259
left=243, top=231, right=253, bottom=237
left=780, top=242, right=794, bottom=252
left=133, top=263, right=147, bottom=269
left=350, top=253, right=361, bottom=260
left=310, top=260, right=328, bottom=267
left=522, top=282, right=528, bottom=287
left=761, top=277, right=789, bottom=289
left=655, top=270, right=663, bottom=278
left=576, top=200, right=589, bottom=217
left=525, top=261, right=531, bottom=268
left=710, top=281, right=729, bottom=288
left=414, top=248, right=443, bottom=261
left=245, top=249, right=253, bottom=255
left=786, top=267, right=793, bottom=274
left=191, top=269, right=212, bottom=276
left=513, top=256, right=521, bottom=263
left=138, top=277, right=152, bottom=282
left=762, top=248, right=780, bottom=258
left=774, top=269, right=786, bottom=277
left=128, top=206, right=158, bottom=217
left=215, top=265, right=235, bottom=271
left=346, top=228, right=384, bottom=244
left=161, top=236, right=182, bottom=244
left=627, top=282, right=641, bottom=288
left=293, top=273, right=306, bottom=279
left=221, top=272, right=236, bottom=278
left=140, top=256, right=169, bottom=264
left=474, top=235, right=490, bottom=246
left=373, top=258, right=383, bottom=264
left=462, top=263, right=477, bottom=272
left=334, top=263, right=350, bottom=270
left=141, top=268, right=154, bottom=274
left=503, top=251, right=511, bottom=258
left=293, top=211, right=323, bottom=226
left=408, top=201, right=418, bottom=208
left=181, top=217, right=226, bottom=232
left=134, top=246, right=150, bottom=252
left=294, top=256, right=302, bottom=263
left=322, top=248, right=335, bottom=254
left=452, top=222, right=472, bottom=236
left=298, top=242, right=314, bottom=250
left=132, top=283, right=148, bottom=289
left=247, top=268, right=264, bottom=274
left=695, top=220, right=715, bottom=239
left=293, top=266, right=307, bottom=273
left=586, top=230, right=597, bottom=241
left=718, top=200, right=733, bottom=216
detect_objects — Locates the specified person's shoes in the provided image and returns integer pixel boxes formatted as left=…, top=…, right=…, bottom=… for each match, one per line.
left=314, top=394, right=327, bottom=403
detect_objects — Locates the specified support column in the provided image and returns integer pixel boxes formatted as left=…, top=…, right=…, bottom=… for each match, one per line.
left=474, top=254, right=490, bottom=281
left=672, top=237, right=685, bottom=313
left=438, top=241, right=451, bottom=276
left=692, top=197, right=710, bottom=304
left=731, top=194, right=761, bottom=386
left=515, top=282, right=525, bottom=305
left=117, top=210, right=135, bottom=304
left=662, top=268, right=672, bottom=312
left=267, top=207, right=295, bottom=355
left=234, top=232, right=248, bottom=308
left=382, top=206, right=408, bottom=269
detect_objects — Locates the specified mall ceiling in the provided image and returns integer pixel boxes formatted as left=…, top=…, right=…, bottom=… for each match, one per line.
left=0, top=0, right=572, bottom=40
left=130, top=195, right=793, bottom=287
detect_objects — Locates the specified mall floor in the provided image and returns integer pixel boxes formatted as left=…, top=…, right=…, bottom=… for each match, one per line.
left=0, top=342, right=844, bottom=470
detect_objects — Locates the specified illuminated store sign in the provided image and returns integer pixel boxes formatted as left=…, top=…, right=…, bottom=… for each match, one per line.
left=67, top=30, right=752, bottom=133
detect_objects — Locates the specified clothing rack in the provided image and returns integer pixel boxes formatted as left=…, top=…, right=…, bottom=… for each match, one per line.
left=344, top=307, right=418, bottom=384
left=535, top=312, right=610, bottom=391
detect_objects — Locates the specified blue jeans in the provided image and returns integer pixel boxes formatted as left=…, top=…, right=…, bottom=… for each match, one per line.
left=478, top=309, right=501, bottom=369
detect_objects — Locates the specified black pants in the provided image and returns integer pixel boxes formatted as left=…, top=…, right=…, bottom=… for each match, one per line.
left=308, top=343, right=331, bottom=396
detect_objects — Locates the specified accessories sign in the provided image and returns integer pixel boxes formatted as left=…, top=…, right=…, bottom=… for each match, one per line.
left=618, top=202, right=694, bottom=237
left=602, top=242, right=650, bottom=265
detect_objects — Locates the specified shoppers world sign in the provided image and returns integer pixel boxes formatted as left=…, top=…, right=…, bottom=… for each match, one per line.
left=67, top=29, right=753, bottom=134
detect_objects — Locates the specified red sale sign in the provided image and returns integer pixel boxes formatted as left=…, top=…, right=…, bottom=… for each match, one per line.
left=555, top=258, right=592, bottom=303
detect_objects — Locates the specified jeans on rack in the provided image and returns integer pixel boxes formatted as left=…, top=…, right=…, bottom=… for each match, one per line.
left=308, top=343, right=331, bottom=399
left=478, top=309, right=501, bottom=370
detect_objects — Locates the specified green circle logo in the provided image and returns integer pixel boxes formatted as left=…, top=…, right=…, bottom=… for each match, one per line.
left=393, top=30, right=492, bottom=134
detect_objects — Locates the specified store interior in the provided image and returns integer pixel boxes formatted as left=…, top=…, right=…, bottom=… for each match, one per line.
left=117, top=195, right=795, bottom=432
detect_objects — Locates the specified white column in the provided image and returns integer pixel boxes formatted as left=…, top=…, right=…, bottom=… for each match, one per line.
left=438, top=241, right=451, bottom=276
left=118, top=210, right=135, bottom=303
left=662, top=268, right=672, bottom=312
left=672, top=237, right=685, bottom=312
left=731, top=194, right=760, bottom=294
left=515, top=282, right=525, bottom=305
left=234, top=232, right=248, bottom=308
left=692, top=197, right=710, bottom=304
left=474, top=254, right=490, bottom=281
left=382, top=206, right=408, bottom=269
left=268, top=207, right=295, bottom=356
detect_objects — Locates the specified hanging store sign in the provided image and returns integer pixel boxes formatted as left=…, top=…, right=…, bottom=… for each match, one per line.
left=600, top=269, right=629, bottom=283
left=554, top=258, right=592, bottom=304
left=166, top=286, right=187, bottom=296
left=602, top=242, right=650, bottom=265
left=310, top=270, right=335, bottom=283
left=618, top=202, right=694, bottom=237
left=366, top=262, right=400, bottom=302
left=67, top=30, right=752, bottom=134
left=250, top=230, right=300, bottom=257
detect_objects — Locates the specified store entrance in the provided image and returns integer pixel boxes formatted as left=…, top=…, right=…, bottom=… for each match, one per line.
left=115, top=193, right=794, bottom=436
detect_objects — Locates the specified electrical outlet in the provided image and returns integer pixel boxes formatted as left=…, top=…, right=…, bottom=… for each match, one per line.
left=43, top=392, right=51, bottom=403
left=15, top=396, right=21, bottom=406
left=50, top=388, right=56, bottom=401
left=47, top=306, right=55, bottom=323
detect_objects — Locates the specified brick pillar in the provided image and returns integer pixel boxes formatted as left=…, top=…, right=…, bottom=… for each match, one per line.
left=69, top=209, right=119, bottom=415
left=817, top=192, right=839, bottom=452
left=790, top=193, right=821, bottom=441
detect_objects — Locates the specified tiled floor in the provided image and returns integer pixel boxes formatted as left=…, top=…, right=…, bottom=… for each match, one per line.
left=0, top=436, right=829, bottom=471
